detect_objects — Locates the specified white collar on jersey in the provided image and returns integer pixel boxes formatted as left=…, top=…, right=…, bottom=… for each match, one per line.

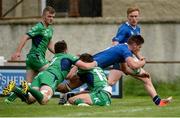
left=126, top=22, right=137, bottom=30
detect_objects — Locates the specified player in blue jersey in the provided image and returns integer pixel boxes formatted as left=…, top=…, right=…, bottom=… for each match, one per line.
left=112, top=6, right=140, bottom=44
left=58, top=35, right=172, bottom=107
left=94, top=35, right=172, bottom=106
left=109, top=6, right=143, bottom=86
left=93, top=35, right=145, bottom=71
left=112, top=6, right=141, bottom=45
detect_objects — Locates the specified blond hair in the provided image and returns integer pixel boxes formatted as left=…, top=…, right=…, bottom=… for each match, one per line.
left=127, top=6, right=140, bottom=15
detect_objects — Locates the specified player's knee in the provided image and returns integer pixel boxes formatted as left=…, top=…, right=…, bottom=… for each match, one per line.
left=39, top=94, right=50, bottom=105
left=108, top=79, right=117, bottom=86
left=40, top=88, right=53, bottom=104
left=143, top=77, right=152, bottom=85
left=40, top=99, right=48, bottom=105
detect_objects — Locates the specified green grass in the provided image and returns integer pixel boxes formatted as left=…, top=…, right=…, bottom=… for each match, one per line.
left=0, top=96, right=180, bottom=117
left=123, top=76, right=180, bottom=96
left=1, top=78, right=180, bottom=117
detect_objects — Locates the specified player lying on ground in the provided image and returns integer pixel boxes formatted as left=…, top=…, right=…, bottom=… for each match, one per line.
left=62, top=53, right=112, bottom=106
left=57, top=35, right=172, bottom=107
left=3, top=40, right=96, bottom=105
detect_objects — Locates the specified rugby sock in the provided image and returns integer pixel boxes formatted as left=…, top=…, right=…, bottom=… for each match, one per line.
left=28, top=86, right=43, bottom=103
left=153, top=95, right=161, bottom=105
left=74, top=99, right=85, bottom=105
left=66, top=93, right=75, bottom=100
left=6, top=92, right=17, bottom=102
left=13, top=87, right=29, bottom=102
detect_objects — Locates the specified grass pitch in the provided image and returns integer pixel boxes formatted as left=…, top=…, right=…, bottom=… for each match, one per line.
left=0, top=96, right=180, bottom=117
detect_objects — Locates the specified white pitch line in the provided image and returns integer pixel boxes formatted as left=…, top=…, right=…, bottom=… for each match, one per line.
left=65, top=107, right=153, bottom=117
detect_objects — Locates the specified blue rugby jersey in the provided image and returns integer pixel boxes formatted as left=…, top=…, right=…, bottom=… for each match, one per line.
left=112, top=22, right=140, bottom=44
left=93, top=44, right=133, bottom=68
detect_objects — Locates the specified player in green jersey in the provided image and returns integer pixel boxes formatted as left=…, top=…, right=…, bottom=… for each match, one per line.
left=11, top=6, right=55, bottom=83
left=63, top=53, right=112, bottom=106
left=3, top=40, right=96, bottom=105
left=6, top=6, right=56, bottom=104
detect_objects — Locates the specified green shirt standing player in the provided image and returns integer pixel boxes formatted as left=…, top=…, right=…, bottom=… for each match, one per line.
left=11, top=6, right=56, bottom=83
left=7, top=6, right=56, bottom=104
left=68, top=53, right=112, bottom=106
left=26, top=21, right=54, bottom=71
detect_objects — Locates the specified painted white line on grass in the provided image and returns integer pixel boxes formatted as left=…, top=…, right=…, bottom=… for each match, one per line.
left=65, top=107, right=153, bottom=117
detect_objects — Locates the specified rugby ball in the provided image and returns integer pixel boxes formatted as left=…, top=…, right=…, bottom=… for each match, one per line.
left=132, top=54, right=142, bottom=74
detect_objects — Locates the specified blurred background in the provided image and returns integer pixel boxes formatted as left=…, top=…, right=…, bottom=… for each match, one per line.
left=0, top=0, right=180, bottom=83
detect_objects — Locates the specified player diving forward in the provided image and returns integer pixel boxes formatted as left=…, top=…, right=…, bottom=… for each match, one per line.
left=58, top=35, right=172, bottom=107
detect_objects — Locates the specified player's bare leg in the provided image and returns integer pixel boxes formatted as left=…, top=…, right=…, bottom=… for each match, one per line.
left=26, top=69, right=38, bottom=83
left=134, top=69, right=172, bottom=106
left=57, top=75, right=83, bottom=93
left=39, top=86, right=53, bottom=105
left=58, top=76, right=83, bottom=105
left=68, top=93, right=92, bottom=106
left=22, top=81, right=53, bottom=105
left=108, top=69, right=123, bottom=86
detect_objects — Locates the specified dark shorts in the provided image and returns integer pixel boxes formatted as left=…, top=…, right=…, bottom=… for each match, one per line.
left=112, top=63, right=121, bottom=70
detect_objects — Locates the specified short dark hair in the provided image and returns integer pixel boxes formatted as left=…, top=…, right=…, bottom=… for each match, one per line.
left=127, top=35, right=144, bottom=45
left=79, top=53, right=94, bottom=63
left=54, top=40, right=67, bottom=53
left=43, top=6, right=56, bottom=15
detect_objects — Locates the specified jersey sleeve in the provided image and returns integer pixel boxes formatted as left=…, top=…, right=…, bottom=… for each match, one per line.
left=112, top=25, right=127, bottom=43
left=122, top=48, right=133, bottom=62
left=69, top=54, right=79, bottom=64
left=26, top=23, right=43, bottom=38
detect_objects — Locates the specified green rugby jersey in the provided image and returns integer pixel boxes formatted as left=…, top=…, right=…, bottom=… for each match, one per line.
left=77, top=67, right=109, bottom=92
left=46, top=53, right=79, bottom=82
left=26, top=22, right=53, bottom=57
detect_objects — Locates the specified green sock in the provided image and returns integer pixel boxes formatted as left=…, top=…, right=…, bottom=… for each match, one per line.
left=6, top=92, right=17, bottom=102
left=28, top=86, right=43, bottom=103
left=74, top=99, right=85, bottom=105
left=13, top=87, right=29, bottom=102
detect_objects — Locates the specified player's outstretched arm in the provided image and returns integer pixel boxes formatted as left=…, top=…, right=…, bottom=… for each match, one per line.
left=11, top=35, right=30, bottom=61
left=66, top=66, right=78, bottom=79
left=75, top=60, right=97, bottom=70
left=48, top=40, right=55, bottom=54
